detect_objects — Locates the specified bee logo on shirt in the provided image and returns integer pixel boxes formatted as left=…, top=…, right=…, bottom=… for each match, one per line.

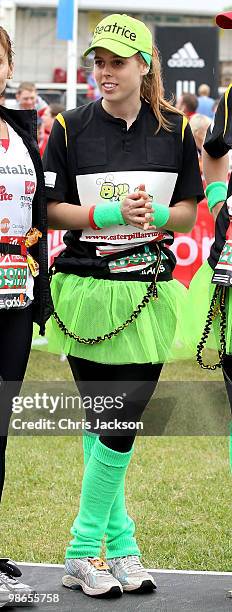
left=96, top=175, right=129, bottom=201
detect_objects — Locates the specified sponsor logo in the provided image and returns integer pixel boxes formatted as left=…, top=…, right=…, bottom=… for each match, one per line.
left=11, top=223, right=24, bottom=236
left=94, top=22, right=136, bottom=42
left=5, top=294, right=26, bottom=308
left=141, top=264, right=165, bottom=274
left=20, top=195, right=33, bottom=208
left=0, top=186, right=13, bottom=201
left=0, top=217, right=10, bottom=233
left=167, top=43, right=205, bottom=68
left=25, top=181, right=35, bottom=195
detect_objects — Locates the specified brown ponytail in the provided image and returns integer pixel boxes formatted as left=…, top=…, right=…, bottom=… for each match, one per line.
left=140, top=46, right=183, bottom=133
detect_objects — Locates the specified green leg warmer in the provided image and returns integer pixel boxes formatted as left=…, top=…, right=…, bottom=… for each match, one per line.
left=66, top=437, right=134, bottom=559
left=82, top=433, right=141, bottom=559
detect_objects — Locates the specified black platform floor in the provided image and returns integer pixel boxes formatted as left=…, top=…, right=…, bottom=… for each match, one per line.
left=7, top=564, right=232, bottom=611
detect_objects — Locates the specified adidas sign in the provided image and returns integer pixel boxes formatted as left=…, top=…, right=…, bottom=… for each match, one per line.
left=168, top=43, right=205, bottom=68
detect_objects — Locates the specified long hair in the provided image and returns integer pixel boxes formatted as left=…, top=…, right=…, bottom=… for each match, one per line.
left=0, top=26, right=14, bottom=67
left=140, top=46, right=183, bottom=133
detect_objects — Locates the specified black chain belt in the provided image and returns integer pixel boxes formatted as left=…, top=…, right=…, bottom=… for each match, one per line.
left=50, top=242, right=162, bottom=345
left=196, top=284, right=227, bottom=370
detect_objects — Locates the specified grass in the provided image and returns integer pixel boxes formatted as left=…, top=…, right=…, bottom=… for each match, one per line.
left=1, top=351, right=231, bottom=571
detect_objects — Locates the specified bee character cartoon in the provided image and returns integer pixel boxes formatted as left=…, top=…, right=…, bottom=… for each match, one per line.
left=97, top=175, right=129, bottom=201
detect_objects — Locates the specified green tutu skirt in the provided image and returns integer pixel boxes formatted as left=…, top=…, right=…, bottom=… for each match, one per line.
left=33, top=272, right=198, bottom=365
left=188, top=260, right=232, bottom=356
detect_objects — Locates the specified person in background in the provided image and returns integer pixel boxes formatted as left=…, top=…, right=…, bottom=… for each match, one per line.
left=86, top=70, right=101, bottom=100
left=197, top=84, right=215, bottom=119
left=39, top=103, right=65, bottom=157
left=175, top=92, right=198, bottom=118
left=189, top=113, right=211, bottom=174
left=15, top=81, right=48, bottom=118
left=37, top=114, right=44, bottom=156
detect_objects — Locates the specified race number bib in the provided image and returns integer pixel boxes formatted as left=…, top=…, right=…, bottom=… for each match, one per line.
left=212, top=239, right=232, bottom=286
left=0, top=261, right=27, bottom=291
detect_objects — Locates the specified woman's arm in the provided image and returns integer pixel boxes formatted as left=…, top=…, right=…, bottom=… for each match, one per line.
left=202, top=149, right=229, bottom=221
left=202, top=89, right=232, bottom=220
left=48, top=201, right=92, bottom=229
left=164, top=198, right=197, bottom=233
left=47, top=188, right=153, bottom=230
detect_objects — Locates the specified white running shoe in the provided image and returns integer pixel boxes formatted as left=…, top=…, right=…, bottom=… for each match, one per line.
left=62, top=557, right=123, bottom=598
left=107, top=555, right=157, bottom=593
left=0, top=558, right=36, bottom=607
left=0, top=579, right=10, bottom=609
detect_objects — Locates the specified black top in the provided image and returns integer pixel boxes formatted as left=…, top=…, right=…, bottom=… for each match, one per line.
left=204, top=85, right=232, bottom=269
left=0, top=105, right=53, bottom=334
left=43, top=98, right=204, bottom=281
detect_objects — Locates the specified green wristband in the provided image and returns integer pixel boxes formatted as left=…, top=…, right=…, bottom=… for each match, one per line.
left=149, top=203, right=170, bottom=228
left=205, top=181, right=227, bottom=212
left=93, top=202, right=126, bottom=228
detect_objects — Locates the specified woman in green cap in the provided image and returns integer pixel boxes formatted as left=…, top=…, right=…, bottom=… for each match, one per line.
left=43, top=13, right=204, bottom=599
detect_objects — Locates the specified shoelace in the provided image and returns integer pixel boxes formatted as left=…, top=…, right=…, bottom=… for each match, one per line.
left=0, top=571, right=18, bottom=586
left=115, top=556, right=144, bottom=573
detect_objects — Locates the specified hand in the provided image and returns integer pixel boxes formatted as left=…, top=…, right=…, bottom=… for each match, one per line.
left=143, top=200, right=171, bottom=231
left=143, top=200, right=155, bottom=230
left=121, top=183, right=153, bottom=229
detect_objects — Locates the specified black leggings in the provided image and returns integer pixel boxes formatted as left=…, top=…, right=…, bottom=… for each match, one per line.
left=68, top=356, right=163, bottom=452
left=222, top=355, right=232, bottom=412
left=0, top=307, right=33, bottom=501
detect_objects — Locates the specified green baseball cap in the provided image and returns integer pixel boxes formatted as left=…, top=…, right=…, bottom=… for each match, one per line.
left=83, top=14, right=153, bottom=59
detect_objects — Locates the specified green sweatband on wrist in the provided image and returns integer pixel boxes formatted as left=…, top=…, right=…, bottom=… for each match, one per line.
left=205, top=181, right=227, bottom=212
left=150, top=203, right=170, bottom=228
left=93, top=202, right=126, bottom=228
